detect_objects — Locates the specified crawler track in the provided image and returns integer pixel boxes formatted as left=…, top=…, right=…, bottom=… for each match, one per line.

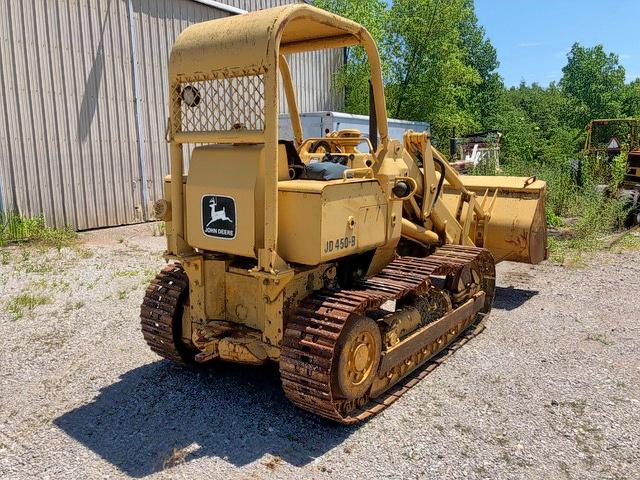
left=140, top=264, right=191, bottom=364
left=279, top=245, right=495, bottom=424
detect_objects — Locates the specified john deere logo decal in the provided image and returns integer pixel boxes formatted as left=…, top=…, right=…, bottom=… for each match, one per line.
left=202, top=195, right=236, bottom=239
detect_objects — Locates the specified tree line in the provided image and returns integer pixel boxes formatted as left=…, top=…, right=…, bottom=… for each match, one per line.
left=316, top=0, right=640, bottom=242
left=316, top=0, right=638, bottom=152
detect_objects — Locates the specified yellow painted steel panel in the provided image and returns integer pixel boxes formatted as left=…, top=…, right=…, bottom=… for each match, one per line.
left=277, top=179, right=387, bottom=265
left=185, top=144, right=261, bottom=257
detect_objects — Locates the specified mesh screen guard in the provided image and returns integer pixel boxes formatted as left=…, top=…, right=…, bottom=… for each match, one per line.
left=170, top=70, right=266, bottom=136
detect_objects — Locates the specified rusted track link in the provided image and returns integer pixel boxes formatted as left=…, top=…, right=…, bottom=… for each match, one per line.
left=280, top=245, right=493, bottom=424
left=140, top=264, right=189, bottom=364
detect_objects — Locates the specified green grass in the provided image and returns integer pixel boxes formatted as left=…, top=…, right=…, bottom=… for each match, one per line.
left=142, top=267, right=159, bottom=282
left=609, top=231, right=640, bottom=253
left=64, top=300, right=85, bottom=312
left=587, top=333, right=614, bottom=346
left=30, top=278, right=71, bottom=292
left=113, top=269, right=141, bottom=278
left=0, top=213, right=76, bottom=249
left=549, top=231, right=640, bottom=267
left=6, top=293, right=52, bottom=320
left=548, top=237, right=603, bottom=267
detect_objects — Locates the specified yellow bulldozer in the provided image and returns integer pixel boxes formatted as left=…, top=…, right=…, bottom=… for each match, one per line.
left=142, top=4, right=547, bottom=423
left=583, top=119, right=640, bottom=226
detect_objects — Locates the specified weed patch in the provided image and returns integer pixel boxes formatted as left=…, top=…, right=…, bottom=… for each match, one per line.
left=609, top=231, right=640, bottom=253
left=75, top=247, right=94, bottom=259
left=6, top=293, right=52, bottom=320
left=548, top=237, right=603, bottom=267
left=550, top=230, right=640, bottom=266
left=150, top=222, right=166, bottom=237
left=113, top=269, right=141, bottom=278
left=587, top=333, right=614, bottom=346
left=64, top=301, right=85, bottom=312
left=0, top=213, right=76, bottom=249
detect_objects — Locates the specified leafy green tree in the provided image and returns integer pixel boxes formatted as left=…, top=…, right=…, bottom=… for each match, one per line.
left=489, top=93, right=537, bottom=164
left=623, top=79, right=640, bottom=117
left=502, top=82, right=582, bottom=158
left=313, top=0, right=389, bottom=115
left=458, top=0, right=503, bottom=130
left=315, top=0, right=500, bottom=143
left=560, top=44, right=626, bottom=127
left=384, top=0, right=480, bottom=141
left=313, top=0, right=387, bottom=41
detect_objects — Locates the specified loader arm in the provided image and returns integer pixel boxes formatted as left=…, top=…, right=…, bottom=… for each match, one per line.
left=402, top=131, right=487, bottom=246
left=400, top=130, right=547, bottom=264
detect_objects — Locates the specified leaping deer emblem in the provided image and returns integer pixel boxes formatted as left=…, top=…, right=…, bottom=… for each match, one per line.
left=206, top=197, right=232, bottom=228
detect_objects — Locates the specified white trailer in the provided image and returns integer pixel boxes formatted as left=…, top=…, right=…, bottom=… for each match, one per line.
left=279, top=111, right=430, bottom=146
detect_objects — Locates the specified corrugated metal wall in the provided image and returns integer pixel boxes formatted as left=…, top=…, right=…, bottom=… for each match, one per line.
left=0, top=0, right=145, bottom=229
left=285, top=50, right=343, bottom=113
left=0, top=0, right=343, bottom=230
left=131, top=0, right=231, bottom=212
left=223, top=0, right=291, bottom=11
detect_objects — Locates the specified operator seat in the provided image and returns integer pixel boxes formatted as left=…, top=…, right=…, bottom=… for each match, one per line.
left=278, top=139, right=347, bottom=180
left=279, top=140, right=303, bottom=166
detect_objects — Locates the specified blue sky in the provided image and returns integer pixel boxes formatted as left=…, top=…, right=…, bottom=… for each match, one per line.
left=474, top=0, right=640, bottom=87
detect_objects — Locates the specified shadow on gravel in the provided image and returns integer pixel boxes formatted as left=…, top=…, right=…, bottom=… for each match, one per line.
left=54, top=361, right=354, bottom=477
left=493, top=286, right=538, bottom=311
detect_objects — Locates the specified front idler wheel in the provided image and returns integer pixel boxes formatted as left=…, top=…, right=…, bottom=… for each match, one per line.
left=332, top=316, right=382, bottom=400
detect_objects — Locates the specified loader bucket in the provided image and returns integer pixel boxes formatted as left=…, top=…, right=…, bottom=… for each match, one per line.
left=441, top=176, right=548, bottom=264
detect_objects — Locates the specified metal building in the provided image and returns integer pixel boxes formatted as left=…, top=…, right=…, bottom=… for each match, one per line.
left=0, top=0, right=343, bottom=230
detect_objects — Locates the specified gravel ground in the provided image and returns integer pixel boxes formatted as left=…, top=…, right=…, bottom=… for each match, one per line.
left=1, top=224, right=639, bottom=480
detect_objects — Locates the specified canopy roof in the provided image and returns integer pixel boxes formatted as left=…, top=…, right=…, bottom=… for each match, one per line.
left=169, top=4, right=368, bottom=80
left=168, top=4, right=389, bottom=147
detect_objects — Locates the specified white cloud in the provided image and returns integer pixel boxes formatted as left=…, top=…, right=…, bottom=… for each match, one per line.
left=620, top=53, right=633, bottom=60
